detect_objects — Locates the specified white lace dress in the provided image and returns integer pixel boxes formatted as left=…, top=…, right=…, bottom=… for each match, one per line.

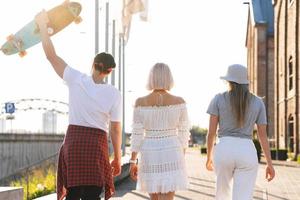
left=130, top=103, right=190, bottom=193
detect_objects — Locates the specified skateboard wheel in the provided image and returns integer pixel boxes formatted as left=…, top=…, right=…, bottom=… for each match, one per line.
left=6, top=34, right=14, bottom=41
left=47, top=27, right=54, bottom=35
left=74, top=16, right=82, bottom=24
left=62, top=0, right=70, bottom=7
left=18, top=51, right=27, bottom=57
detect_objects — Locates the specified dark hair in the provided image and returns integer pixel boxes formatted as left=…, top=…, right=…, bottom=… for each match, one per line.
left=93, top=52, right=116, bottom=74
left=228, top=81, right=253, bottom=127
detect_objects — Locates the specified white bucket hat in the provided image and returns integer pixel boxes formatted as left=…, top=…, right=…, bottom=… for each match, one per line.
left=220, top=64, right=249, bottom=84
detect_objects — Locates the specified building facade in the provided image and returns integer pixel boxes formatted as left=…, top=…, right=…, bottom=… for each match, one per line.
left=247, top=0, right=300, bottom=159
left=246, top=0, right=275, bottom=147
left=274, top=0, right=299, bottom=159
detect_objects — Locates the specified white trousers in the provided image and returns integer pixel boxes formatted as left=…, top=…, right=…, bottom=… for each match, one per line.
left=213, top=137, right=259, bottom=200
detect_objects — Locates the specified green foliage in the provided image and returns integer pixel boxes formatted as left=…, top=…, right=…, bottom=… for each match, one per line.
left=287, top=151, right=294, bottom=160
left=200, top=146, right=207, bottom=154
left=297, top=154, right=300, bottom=164
left=190, top=126, right=207, bottom=135
left=10, top=166, right=56, bottom=200
left=277, top=149, right=288, bottom=160
left=270, top=148, right=277, bottom=160
left=190, top=126, right=208, bottom=145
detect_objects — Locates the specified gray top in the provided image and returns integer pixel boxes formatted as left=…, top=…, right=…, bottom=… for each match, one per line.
left=207, top=92, right=267, bottom=139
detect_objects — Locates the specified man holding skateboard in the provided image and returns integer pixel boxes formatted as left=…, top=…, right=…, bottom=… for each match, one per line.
left=35, top=10, right=122, bottom=200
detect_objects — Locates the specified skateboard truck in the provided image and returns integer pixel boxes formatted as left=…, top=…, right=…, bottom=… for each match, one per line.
left=7, top=34, right=27, bottom=57
left=34, top=26, right=55, bottom=35
left=62, top=0, right=70, bottom=7
left=47, top=27, right=54, bottom=35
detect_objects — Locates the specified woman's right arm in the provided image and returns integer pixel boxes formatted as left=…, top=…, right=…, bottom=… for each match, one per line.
left=206, top=114, right=218, bottom=171
left=130, top=99, right=144, bottom=181
left=35, top=10, right=67, bottom=79
left=257, top=124, right=275, bottom=181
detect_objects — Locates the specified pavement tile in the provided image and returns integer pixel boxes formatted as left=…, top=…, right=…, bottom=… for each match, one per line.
left=113, top=149, right=300, bottom=200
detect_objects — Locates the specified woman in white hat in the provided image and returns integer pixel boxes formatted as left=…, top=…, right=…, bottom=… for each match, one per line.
left=206, top=64, right=275, bottom=200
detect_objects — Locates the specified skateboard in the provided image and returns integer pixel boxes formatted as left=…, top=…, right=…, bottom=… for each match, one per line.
left=0, top=1, right=82, bottom=57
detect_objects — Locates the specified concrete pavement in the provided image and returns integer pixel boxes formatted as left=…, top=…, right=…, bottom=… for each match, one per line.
left=35, top=148, right=300, bottom=200
left=113, top=148, right=300, bottom=200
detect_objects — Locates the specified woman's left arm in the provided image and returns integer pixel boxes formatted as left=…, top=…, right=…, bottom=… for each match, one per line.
left=177, top=105, right=191, bottom=152
left=257, top=124, right=275, bottom=181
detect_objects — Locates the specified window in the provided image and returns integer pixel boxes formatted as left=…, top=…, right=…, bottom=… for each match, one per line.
left=288, top=56, right=294, bottom=91
left=289, top=0, right=295, bottom=6
left=288, top=115, right=294, bottom=152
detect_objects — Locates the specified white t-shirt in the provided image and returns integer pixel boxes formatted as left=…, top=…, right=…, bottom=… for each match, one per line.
left=63, top=66, right=122, bottom=132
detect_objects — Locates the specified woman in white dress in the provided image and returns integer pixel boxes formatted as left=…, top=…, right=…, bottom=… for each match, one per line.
left=129, top=63, right=190, bottom=200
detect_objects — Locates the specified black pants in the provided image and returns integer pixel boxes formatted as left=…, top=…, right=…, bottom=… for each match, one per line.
left=66, top=185, right=103, bottom=200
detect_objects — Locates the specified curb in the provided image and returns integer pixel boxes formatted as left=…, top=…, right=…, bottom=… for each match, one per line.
left=260, top=160, right=300, bottom=168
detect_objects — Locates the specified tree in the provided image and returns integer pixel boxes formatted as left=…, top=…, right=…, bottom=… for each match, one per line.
left=190, top=126, right=207, bottom=145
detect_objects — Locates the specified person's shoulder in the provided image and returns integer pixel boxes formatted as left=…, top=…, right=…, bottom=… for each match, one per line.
left=66, top=65, right=83, bottom=74
left=134, top=96, right=148, bottom=107
left=169, top=95, right=186, bottom=104
left=107, top=84, right=121, bottom=95
left=211, top=92, right=225, bottom=101
left=251, top=93, right=264, bottom=101
left=64, top=65, right=86, bottom=82
left=103, top=84, right=121, bottom=97
left=105, top=84, right=118, bottom=90
left=218, top=91, right=227, bottom=97
left=251, top=94, right=266, bottom=105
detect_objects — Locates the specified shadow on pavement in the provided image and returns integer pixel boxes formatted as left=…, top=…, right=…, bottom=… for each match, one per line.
left=188, top=188, right=215, bottom=197
left=188, top=176, right=215, bottom=184
left=266, top=192, right=289, bottom=200
left=189, top=181, right=215, bottom=189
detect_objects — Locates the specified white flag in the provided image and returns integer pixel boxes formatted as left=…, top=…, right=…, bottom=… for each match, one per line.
left=121, top=0, right=148, bottom=42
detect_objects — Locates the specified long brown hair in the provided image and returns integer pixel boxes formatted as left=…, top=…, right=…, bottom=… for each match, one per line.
left=228, top=81, right=252, bottom=127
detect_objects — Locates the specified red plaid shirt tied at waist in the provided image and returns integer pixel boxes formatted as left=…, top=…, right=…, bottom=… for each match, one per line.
left=57, top=125, right=114, bottom=200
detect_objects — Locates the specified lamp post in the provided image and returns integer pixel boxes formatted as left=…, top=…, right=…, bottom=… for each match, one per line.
left=95, top=0, right=99, bottom=55
left=122, top=35, right=126, bottom=156
left=111, top=19, right=116, bottom=86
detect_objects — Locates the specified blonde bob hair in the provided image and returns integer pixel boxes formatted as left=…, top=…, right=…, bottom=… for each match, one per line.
left=146, top=63, right=174, bottom=91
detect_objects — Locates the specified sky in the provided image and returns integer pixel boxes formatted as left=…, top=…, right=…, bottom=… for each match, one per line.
left=0, top=0, right=248, bottom=132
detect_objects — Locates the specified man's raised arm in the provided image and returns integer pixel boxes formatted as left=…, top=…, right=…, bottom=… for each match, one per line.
left=35, top=10, right=67, bottom=79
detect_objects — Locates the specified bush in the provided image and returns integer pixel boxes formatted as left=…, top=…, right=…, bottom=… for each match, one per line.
left=277, top=149, right=288, bottom=161
left=200, top=146, right=207, bottom=154
left=270, top=149, right=277, bottom=160
left=10, top=166, right=56, bottom=200
left=297, top=154, right=300, bottom=164
left=190, top=126, right=207, bottom=145
left=253, top=139, right=261, bottom=162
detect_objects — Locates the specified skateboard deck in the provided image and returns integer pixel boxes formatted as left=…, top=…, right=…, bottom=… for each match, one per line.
left=0, top=1, right=82, bottom=57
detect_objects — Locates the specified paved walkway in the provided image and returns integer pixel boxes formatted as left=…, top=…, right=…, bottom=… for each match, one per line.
left=35, top=148, right=300, bottom=200
left=113, top=149, right=300, bottom=200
